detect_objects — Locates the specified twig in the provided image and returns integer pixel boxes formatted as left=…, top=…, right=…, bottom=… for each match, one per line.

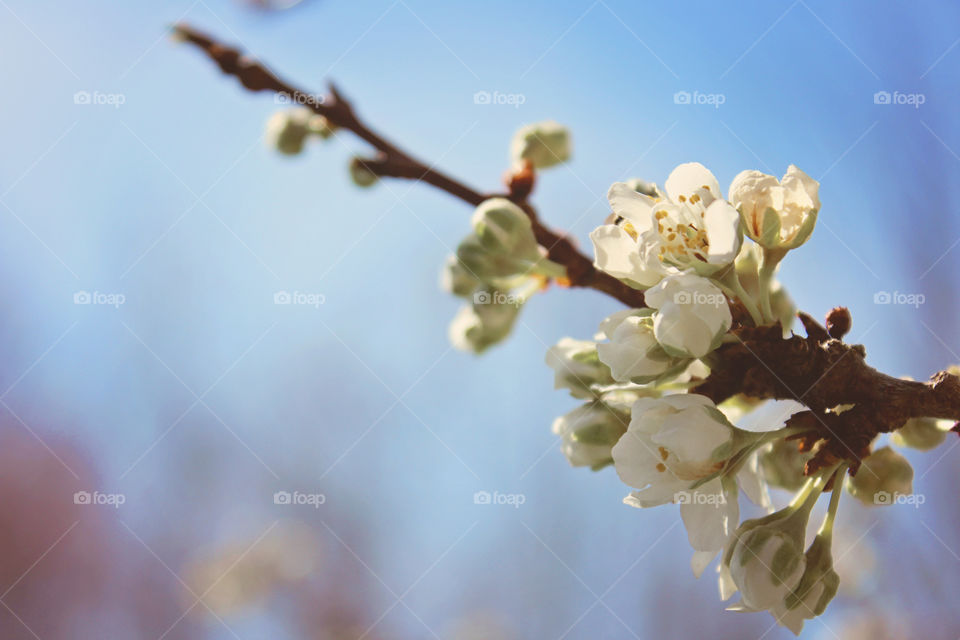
left=171, top=23, right=645, bottom=308
left=173, top=24, right=960, bottom=468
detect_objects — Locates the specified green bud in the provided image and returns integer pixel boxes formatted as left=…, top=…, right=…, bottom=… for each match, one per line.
left=552, top=400, right=629, bottom=470
left=758, top=438, right=812, bottom=492
left=307, top=114, right=336, bottom=139
left=349, top=157, right=379, bottom=188
left=440, top=255, right=481, bottom=298
left=772, top=533, right=840, bottom=634
left=448, top=288, right=522, bottom=353
left=845, top=446, right=914, bottom=506
left=471, top=198, right=540, bottom=260
left=545, top=338, right=614, bottom=399
left=264, top=108, right=314, bottom=156
left=891, top=417, right=950, bottom=451
left=509, top=120, right=571, bottom=169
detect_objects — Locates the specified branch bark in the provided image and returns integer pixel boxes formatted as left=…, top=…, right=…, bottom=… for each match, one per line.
left=173, top=23, right=959, bottom=469
left=172, top=23, right=645, bottom=308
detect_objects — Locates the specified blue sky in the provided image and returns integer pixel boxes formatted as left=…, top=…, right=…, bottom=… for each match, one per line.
left=1, top=1, right=958, bottom=638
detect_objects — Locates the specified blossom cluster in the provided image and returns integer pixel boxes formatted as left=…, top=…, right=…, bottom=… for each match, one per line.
left=263, top=112, right=949, bottom=633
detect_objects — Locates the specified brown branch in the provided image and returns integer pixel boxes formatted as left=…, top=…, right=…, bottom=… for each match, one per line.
left=693, top=310, right=960, bottom=471
left=172, top=23, right=645, bottom=308
left=173, top=25, right=960, bottom=470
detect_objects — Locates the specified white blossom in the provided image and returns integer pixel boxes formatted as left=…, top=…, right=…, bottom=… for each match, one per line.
left=612, top=394, right=733, bottom=508
left=591, top=163, right=742, bottom=287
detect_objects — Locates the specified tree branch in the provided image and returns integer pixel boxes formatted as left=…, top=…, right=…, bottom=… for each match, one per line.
left=173, top=24, right=959, bottom=470
left=172, top=23, right=645, bottom=308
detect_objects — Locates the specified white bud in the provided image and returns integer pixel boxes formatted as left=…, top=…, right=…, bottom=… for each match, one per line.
left=440, top=255, right=481, bottom=298
left=552, top=400, right=629, bottom=469
left=448, top=289, right=521, bottom=353
left=845, top=446, right=914, bottom=506
left=891, top=417, right=951, bottom=451
left=349, top=158, right=379, bottom=188
left=471, top=198, right=540, bottom=261
left=596, top=310, right=688, bottom=384
left=726, top=512, right=808, bottom=611
left=264, top=108, right=314, bottom=156
left=509, top=120, right=571, bottom=169
left=729, top=165, right=820, bottom=250
left=644, top=272, right=732, bottom=358
left=545, top=338, right=614, bottom=399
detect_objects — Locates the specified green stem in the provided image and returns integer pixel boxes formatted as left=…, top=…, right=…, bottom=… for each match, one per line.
left=817, top=464, right=847, bottom=542
left=758, top=247, right=787, bottom=324
left=713, top=268, right=764, bottom=326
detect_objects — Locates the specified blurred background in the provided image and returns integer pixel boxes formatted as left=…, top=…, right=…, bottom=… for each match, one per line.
left=0, top=0, right=958, bottom=637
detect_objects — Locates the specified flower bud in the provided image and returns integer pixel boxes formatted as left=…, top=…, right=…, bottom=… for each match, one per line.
left=725, top=506, right=810, bottom=611
left=844, top=446, right=914, bottom=506
left=448, top=289, right=521, bottom=353
left=265, top=108, right=314, bottom=156
left=644, top=272, right=732, bottom=358
left=440, top=255, right=481, bottom=298
left=758, top=439, right=811, bottom=492
left=729, top=165, right=819, bottom=250
left=307, top=114, right=336, bottom=139
left=349, top=157, right=379, bottom=188
left=773, top=533, right=840, bottom=634
left=622, top=178, right=661, bottom=198
left=891, top=417, right=950, bottom=451
left=545, top=338, right=614, bottom=399
left=552, top=400, right=629, bottom=470
left=596, top=310, right=688, bottom=384
left=471, top=198, right=540, bottom=260
left=509, top=120, right=571, bottom=169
